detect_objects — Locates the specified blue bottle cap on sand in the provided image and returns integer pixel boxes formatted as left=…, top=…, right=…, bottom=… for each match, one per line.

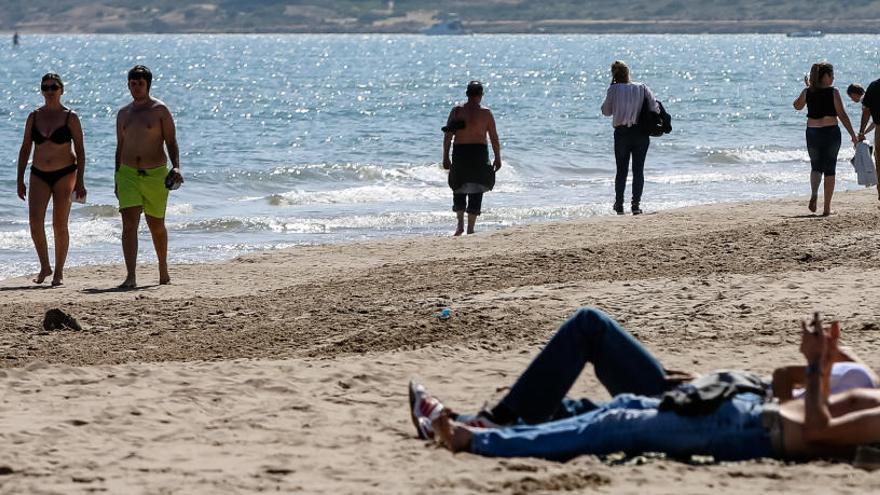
left=438, top=308, right=451, bottom=319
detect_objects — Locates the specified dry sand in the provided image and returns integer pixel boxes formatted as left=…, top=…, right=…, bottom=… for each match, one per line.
left=2, top=191, right=880, bottom=493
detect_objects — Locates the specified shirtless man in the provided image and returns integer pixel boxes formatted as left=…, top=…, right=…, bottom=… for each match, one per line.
left=115, top=65, right=182, bottom=288
left=442, top=81, right=501, bottom=236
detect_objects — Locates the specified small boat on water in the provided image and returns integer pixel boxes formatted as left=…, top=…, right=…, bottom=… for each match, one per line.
left=423, top=14, right=468, bottom=35
left=787, top=30, right=824, bottom=38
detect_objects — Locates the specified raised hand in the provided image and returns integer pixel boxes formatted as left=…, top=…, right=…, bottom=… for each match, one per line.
left=800, top=312, right=828, bottom=363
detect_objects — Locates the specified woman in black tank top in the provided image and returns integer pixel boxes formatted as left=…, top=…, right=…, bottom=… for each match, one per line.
left=15, top=73, right=87, bottom=286
left=793, top=62, right=858, bottom=216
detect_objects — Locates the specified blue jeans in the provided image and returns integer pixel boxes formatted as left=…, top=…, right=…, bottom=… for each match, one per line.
left=499, top=308, right=668, bottom=424
left=472, top=392, right=774, bottom=461
left=614, top=126, right=650, bottom=207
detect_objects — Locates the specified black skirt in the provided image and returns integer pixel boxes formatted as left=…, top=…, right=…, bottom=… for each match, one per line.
left=448, top=143, right=495, bottom=191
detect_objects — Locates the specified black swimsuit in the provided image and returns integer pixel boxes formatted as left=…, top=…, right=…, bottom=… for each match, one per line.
left=30, top=110, right=78, bottom=187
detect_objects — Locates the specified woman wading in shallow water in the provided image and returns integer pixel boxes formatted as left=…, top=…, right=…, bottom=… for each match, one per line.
left=16, top=73, right=87, bottom=286
left=793, top=62, right=858, bottom=216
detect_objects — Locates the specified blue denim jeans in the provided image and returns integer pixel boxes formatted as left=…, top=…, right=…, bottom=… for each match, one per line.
left=499, top=307, right=668, bottom=424
left=472, top=392, right=774, bottom=461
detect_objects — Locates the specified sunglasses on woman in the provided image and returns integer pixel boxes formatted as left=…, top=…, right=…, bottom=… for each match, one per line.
left=41, top=84, right=61, bottom=92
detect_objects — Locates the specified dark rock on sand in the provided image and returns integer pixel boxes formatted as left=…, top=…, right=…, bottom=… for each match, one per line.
left=42, top=309, right=82, bottom=332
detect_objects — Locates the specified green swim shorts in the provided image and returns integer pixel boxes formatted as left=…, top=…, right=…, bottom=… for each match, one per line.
left=116, top=164, right=170, bottom=218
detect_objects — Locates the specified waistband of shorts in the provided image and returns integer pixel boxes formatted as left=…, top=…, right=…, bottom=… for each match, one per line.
left=118, top=164, right=168, bottom=176
left=452, top=143, right=488, bottom=150
left=805, top=124, right=840, bottom=131
left=761, top=401, right=784, bottom=457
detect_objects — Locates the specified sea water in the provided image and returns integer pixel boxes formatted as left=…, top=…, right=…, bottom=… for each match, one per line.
left=1, top=34, right=878, bottom=280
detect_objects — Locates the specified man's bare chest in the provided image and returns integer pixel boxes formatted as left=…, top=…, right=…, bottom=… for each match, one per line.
left=123, top=111, right=162, bottom=137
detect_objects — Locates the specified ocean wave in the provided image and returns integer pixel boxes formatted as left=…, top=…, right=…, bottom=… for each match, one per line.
left=218, top=162, right=447, bottom=187
left=73, top=204, right=119, bottom=218
left=647, top=170, right=806, bottom=185
left=169, top=217, right=328, bottom=234
left=697, top=145, right=854, bottom=165
left=0, top=220, right=119, bottom=250
left=703, top=147, right=808, bottom=164
left=262, top=184, right=449, bottom=206
left=167, top=203, right=194, bottom=215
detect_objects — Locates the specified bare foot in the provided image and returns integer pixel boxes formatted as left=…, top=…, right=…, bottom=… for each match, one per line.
left=453, top=229, right=464, bottom=237
left=33, top=267, right=52, bottom=284
left=432, top=411, right=474, bottom=453
left=159, top=275, right=171, bottom=285
left=466, top=230, right=475, bottom=235
left=119, top=276, right=137, bottom=289
left=50, top=278, right=63, bottom=287
left=822, top=209, right=834, bottom=217
left=808, top=195, right=818, bottom=213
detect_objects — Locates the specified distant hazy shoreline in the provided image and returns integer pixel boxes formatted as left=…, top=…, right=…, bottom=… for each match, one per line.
left=5, top=19, right=880, bottom=35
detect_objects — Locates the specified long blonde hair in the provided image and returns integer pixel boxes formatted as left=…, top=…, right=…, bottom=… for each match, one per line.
left=611, top=60, right=630, bottom=84
left=808, top=62, right=833, bottom=92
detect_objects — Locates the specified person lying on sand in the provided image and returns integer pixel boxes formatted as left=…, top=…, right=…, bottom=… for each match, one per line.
left=412, top=310, right=880, bottom=462
left=409, top=307, right=877, bottom=440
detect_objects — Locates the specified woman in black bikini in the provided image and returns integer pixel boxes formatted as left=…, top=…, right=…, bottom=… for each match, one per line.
left=16, top=73, right=87, bottom=286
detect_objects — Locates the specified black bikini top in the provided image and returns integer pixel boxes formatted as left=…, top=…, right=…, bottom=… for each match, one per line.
left=32, top=110, right=73, bottom=145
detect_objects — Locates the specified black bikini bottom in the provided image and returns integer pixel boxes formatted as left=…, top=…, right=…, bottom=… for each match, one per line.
left=31, top=163, right=78, bottom=188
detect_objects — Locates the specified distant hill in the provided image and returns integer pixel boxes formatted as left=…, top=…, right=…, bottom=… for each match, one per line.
left=4, top=0, right=880, bottom=34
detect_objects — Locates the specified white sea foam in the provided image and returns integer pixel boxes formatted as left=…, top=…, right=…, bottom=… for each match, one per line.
left=703, top=146, right=857, bottom=165
left=265, top=185, right=449, bottom=206
left=167, top=203, right=194, bottom=215
left=0, top=220, right=121, bottom=250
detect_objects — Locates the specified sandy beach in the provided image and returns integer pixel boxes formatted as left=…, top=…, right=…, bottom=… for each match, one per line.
left=2, top=191, right=880, bottom=494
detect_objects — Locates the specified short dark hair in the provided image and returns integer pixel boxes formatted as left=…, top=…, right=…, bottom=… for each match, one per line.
left=41, top=73, right=63, bottom=89
left=128, top=65, right=153, bottom=89
left=466, top=80, right=483, bottom=97
left=847, top=83, right=865, bottom=96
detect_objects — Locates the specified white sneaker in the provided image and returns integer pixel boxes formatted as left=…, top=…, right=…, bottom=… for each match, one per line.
left=408, top=380, right=445, bottom=440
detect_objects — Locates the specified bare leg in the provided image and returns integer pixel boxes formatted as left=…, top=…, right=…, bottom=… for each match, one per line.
left=453, top=211, right=464, bottom=236
left=27, top=175, right=52, bottom=283
left=50, top=173, right=76, bottom=286
left=119, top=206, right=142, bottom=288
left=433, top=411, right=474, bottom=453
left=809, top=171, right=821, bottom=213
left=822, top=175, right=835, bottom=216
left=466, top=213, right=477, bottom=235
left=145, top=214, right=170, bottom=284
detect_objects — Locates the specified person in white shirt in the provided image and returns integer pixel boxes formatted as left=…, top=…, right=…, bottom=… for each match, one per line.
left=601, top=61, right=659, bottom=215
